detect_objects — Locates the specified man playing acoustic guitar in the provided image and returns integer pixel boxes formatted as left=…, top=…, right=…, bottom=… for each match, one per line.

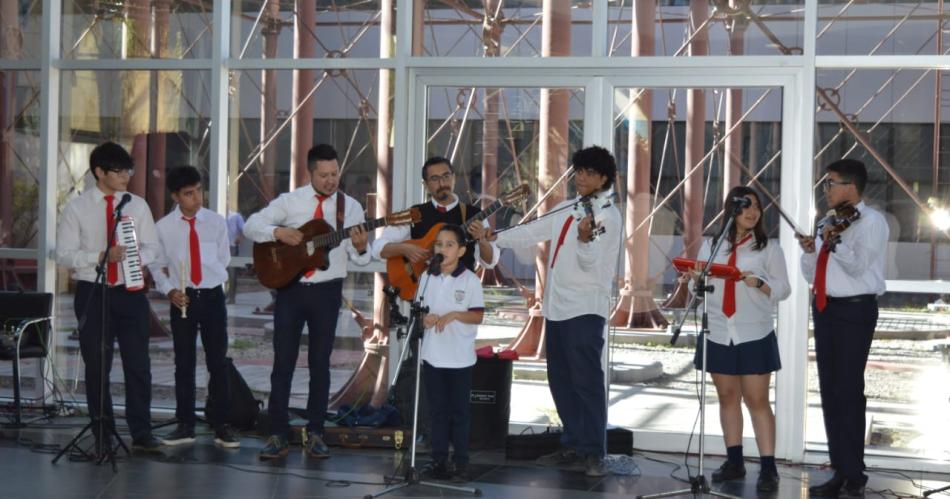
left=244, top=144, right=370, bottom=461
left=372, top=156, right=499, bottom=280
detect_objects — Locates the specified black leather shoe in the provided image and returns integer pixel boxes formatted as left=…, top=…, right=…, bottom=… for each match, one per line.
left=840, top=481, right=866, bottom=498
left=131, top=434, right=164, bottom=452
left=756, top=471, right=779, bottom=493
left=711, top=460, right=746, bottom=483
left=809, top=475, right=845, bottom=497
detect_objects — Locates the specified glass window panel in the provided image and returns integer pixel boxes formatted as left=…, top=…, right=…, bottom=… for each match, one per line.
left=56, top=70, right=211, bottom=410
left=0, top=70, right=41, bottom=250
left=228, top=68, right=388, bottom=405
left=418, top=1, right=592, bottom=57
left=815, top=68, right=950, bottom=281
left=1, top=1, right=43, bottom=61
left=817, top=1, right=947, bottom=56
left=61, top=0, right=214, bottom=59
left=233, top=1, right=392, bottom=59
left=426, top=84, right=592, bottom=428
left=610, top=86, right=783, bottom=441
left=608, top=1, right=805, bottom=57
left=812, top=68, right=950, bottom=461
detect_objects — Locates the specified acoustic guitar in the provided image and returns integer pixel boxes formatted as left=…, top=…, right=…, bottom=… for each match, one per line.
left=386, top=184, right=530, bottom=300
left=254, top=208, right=420, bottom=289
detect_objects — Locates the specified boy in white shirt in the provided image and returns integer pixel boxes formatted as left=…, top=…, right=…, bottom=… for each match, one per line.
left=55, top=142, right=164, bottom=454
left=149, top=166, right=239, bottom=449
left=419, top=224, right=485, bottom=483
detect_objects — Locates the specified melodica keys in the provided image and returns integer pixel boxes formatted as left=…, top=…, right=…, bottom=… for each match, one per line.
left=116, top=217, right=145, bottom=291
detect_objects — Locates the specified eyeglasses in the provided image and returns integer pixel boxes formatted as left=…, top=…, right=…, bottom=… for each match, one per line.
left=426, top=172, right=454, bottom=184
left=105, top=168, right=134, bottom=178
left=822, top=179, right=852, bottom=190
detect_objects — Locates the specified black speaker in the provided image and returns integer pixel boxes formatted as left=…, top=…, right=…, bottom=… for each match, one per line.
left=469, top=356, right=512, bottom=449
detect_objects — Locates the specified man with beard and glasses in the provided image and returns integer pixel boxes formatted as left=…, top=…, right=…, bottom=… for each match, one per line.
left=372, top=156, right=499, bottom=273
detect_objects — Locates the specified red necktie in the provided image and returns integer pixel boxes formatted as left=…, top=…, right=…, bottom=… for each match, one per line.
left=550, top=217, right=575, bottom=268
left=303, top=194, right=329, bottom=278
left=105, top=195, right=118, bottom=285
left=722, top=235, right=752, bottom=318
left=183, top=216, right=202, bottom=286
left=436, top=205, right=447, bottom=213
left=814, top=245, right=831, bottom=312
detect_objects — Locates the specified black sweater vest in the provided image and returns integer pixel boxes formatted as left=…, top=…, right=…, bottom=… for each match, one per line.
left=410, top=202, right=482, bottom=271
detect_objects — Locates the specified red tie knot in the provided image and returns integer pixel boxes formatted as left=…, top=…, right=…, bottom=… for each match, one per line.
left=436, top=205, right=447, bottom=213
left=104, top=194, right=114, bottom=203
left=182, top=215, right=196, bottom=226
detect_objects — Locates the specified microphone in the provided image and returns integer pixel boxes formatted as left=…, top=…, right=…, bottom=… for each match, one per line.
left=428, top=253, right=444, bottom=275
left=731, top=196, right=751, bottom=209
left=114, top=193, right=132, bottom=216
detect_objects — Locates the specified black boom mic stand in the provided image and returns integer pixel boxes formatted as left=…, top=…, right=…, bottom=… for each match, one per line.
left=54, top=194, right=132, bottom=471
left=638, top=203, right=744, bottom=499
left=366, top=258, right=481, bottom=498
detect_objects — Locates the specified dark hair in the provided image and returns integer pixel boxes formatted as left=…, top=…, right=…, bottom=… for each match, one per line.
left=437, top=224, right=467, bottom=246
left=422, top=156, right=453, bottom=180
left=571, top=146, right=617, bottom=190
left=307, top=144, right=339, bottom=171
left=89, top=142, right=133, bottom=180
left=166, top=165, right=203, bottom=193
left=826, top=158, right=868, bottom=195
left=722, top=186, right=768, bottom=251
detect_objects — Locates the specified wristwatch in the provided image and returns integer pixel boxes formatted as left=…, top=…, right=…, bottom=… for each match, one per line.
left=755, top=277, right=765, bottom=288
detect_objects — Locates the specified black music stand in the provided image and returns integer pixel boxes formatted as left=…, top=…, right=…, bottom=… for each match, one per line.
left=53, top=199, right=132, bottom=471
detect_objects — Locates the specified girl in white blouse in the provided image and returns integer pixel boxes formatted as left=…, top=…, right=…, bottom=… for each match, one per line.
left=682, top=186, right=790, bottom=493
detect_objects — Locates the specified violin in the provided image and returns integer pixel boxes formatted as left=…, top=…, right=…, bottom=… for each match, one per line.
left=816, top=202, right=860, bottom=252
left=573, top=192, right=615, bottom=241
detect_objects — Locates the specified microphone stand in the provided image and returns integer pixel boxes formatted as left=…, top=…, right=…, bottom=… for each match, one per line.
left=54, top=197, right=131, bottom=471
left=638, top=205, right=743, bottom=499
left=367, top=260, right=481, bottom=498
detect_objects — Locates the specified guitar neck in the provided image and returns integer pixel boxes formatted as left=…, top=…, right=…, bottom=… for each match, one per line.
left=472, top=199, right=505, bottom=222
left=313, top=217, right=389, bottom=247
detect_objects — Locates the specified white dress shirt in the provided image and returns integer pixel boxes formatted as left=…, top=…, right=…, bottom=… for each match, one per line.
left=370, top=194, right=500, bottom=268
left=243, top=185, right=371, bottom=283
left=693, top=237, right=791, bottom=346
left=800, top=201, right=889, bottom=297
left=56, top=186, right=160, bottom=285
left=419, top=265, right=485, bottom=369
left=494, top=189, right=621, bottom=321
left=149, top=206, right=231, bottom=295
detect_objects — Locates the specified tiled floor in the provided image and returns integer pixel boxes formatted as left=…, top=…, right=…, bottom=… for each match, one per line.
left=0, top=421, right=947, bottom=498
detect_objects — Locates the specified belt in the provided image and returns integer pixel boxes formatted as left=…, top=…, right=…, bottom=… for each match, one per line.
left=826, top=294, right=876, bottom=303
left=185, top=285, right=223, bottom=297
left=295, top=278, right=344, bottom=287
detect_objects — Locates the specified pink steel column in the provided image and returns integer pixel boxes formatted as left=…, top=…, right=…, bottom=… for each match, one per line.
left=508, top=0, right=571, bottom=360
left=259, top=0, right=281, bottom=201
left=723, top=8, right=747, bottom=191
left=290, top=0, right=316, bottom=190
left=481, top=1, right=503, bottom=285
left=611, top=2, right=667, bottom=329
left=664, top=0, right=709, bottom=309
left=0, top=0, right=20, bottom=248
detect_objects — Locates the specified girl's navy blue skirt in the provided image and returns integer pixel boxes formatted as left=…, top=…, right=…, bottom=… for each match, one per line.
left=693, top=330, right=781, bottom=375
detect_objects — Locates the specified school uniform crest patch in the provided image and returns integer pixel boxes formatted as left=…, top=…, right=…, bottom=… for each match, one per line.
left=454, top=289, right=466, bottom=303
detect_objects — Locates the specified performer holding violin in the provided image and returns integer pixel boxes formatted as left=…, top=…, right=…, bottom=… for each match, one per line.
left=478, top=146, right=621, bottom=477
left=798, top=159, right=888, bottom=498
left=680, top=186, right=790, bottom=493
